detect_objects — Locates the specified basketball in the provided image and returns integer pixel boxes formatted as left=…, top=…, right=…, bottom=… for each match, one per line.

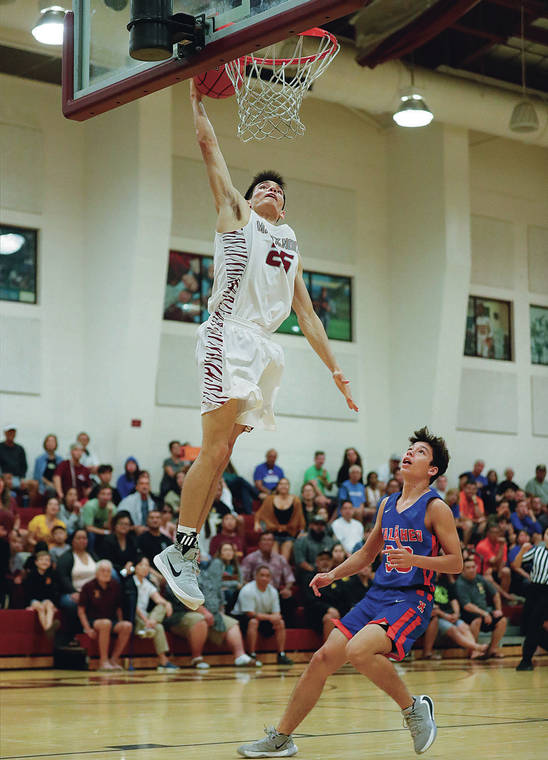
left=193, top=62, right=243, bottom=99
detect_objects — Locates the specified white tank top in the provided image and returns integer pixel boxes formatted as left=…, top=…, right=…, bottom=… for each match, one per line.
left=72, top=552, right=97, bottom=592
left=207, top=210, right=299, bottom=333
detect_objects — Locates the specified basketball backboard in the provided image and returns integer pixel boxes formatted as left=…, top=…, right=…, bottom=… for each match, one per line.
left=62, top=0, right=366, bottom=120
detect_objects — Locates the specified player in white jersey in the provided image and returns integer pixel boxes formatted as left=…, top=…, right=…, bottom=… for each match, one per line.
left=154, top=82, right=358, bottom=609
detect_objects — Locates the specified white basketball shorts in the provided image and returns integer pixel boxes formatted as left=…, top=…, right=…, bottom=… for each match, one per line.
left=196, top=315, right=285, bottom=431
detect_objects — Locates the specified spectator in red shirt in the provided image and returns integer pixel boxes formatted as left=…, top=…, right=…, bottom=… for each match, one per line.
left=209, top=513, right=245, bottom=559
left=475, top=522, right=512, bottom=599
left=77, top=559, right=132, bottom=671
left=459, top=481, right=487, bottom=544
left=53, top=444, right=92, bottom=501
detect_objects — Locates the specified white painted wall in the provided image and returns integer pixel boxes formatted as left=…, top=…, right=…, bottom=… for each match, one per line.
left=1, top=74, right=547, bottom=494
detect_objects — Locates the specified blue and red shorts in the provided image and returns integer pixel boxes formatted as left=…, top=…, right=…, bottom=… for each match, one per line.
left=333, top=584, right=433, bottom=662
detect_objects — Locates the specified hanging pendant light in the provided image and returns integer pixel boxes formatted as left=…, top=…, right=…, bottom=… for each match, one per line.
left=393, top=65, right=433, bottom=128
left=31, top=2, right=66, bottom=46
left=509, top=2, right=539, bottom=133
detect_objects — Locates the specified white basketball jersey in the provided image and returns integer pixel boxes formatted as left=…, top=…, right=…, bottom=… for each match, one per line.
left=207, top=209, right=299, bottom=333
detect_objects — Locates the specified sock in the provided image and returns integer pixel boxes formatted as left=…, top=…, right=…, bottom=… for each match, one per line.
left=279, top=651, right=285, bottom=657
left=176, top=525, right=198, bottom=553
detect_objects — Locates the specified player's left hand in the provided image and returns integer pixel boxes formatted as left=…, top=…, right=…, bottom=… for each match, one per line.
left=332, top=371, right=358, bottom=412
left=309, top=572, right=335, bottom=597
left=383, top=536, right=415, bottom=568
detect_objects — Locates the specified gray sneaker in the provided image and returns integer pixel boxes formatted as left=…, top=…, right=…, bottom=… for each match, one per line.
left=402, top=695, right=437, bottom=754
left=153, top=544, right=204, bottom=610
left=237, top=726, right=298, bottom=758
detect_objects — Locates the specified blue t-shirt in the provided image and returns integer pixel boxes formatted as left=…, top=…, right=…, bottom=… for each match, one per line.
left=338, top=480, right=366, bottom=508
left=510, top=512, right=542, bottom=536
left=253, top=463, right=284, bottom=491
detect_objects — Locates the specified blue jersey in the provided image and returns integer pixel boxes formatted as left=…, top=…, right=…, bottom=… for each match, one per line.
left=374, top=488, right=440, bottom=592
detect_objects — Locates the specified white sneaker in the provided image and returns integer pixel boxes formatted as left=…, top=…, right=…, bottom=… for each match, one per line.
left=153, top=544, right=204, bottom=610
left=191, top=656, right=210, bottom=670
left=235, top=654, right=263, bottom=667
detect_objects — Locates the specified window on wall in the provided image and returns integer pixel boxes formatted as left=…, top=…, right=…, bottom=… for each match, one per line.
left=277, top=271, right=352, bottom=342
left=530, top=305, right=548, bottom=366
left=163, top=250, right=213, bottom=323
left=464, top=296, right=512, bottom=361
left=0, top=225, right=37, bottom=304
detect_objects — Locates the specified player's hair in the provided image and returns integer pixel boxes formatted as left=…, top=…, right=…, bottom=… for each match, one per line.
left=244, top=170, right=286, bottom=208
left=409, top=426, right=450, bottom=484
left=314, top=451, right=325, bottom=458
left=97, top=464, right=113, bottom=474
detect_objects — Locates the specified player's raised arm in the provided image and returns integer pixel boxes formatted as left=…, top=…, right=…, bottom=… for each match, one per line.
left=292, top=258, right=358, bottom=412
left=190, top=81, right=248, bottom=223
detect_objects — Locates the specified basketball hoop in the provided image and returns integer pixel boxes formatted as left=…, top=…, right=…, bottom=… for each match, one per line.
left=225, top=28, right=339, bottom=142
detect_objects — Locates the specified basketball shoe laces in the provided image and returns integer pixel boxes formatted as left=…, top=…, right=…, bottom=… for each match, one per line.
left=402, top=707, right=420, bottom=737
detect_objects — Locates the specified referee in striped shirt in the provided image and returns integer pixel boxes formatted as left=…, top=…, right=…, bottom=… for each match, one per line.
left=512, top=526, right=548, bottom=671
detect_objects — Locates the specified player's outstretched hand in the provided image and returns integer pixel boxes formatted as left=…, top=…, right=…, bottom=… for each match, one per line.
left=333, top=370, right=358, bottom=412
left=190, top=78, right=202, bottom=102
left=309, top=572, right=335, bottom=598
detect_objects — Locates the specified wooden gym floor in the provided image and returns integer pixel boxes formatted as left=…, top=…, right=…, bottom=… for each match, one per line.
left=1, top=657, right=546, bottom=760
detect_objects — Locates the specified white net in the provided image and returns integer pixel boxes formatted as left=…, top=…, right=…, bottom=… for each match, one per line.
left=225, top=28, right=339, bottom=142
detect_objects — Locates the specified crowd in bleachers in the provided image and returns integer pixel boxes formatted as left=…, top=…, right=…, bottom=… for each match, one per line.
left=1, top=424, right=547, bottom=671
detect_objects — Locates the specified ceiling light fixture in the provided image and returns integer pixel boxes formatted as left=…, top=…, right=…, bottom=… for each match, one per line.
left=0, top=233, right=26, bottom=255
left=509, top=2, right=539, bottom=133
left=31, top=3, right=66, bottom=46
left=393, top=66, right=433, bottom=128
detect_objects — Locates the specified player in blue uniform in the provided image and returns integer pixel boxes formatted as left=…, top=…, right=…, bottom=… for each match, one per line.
left=238, top=427, right=463, bottom=757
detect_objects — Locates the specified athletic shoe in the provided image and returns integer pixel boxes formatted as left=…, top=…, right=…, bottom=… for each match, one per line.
left=191, top=656, right=210, bottom=670
left=157, top=661, right=180, bottom=672
left=277, top=653, right=293, bottom=666
left=516, top=659, right=534, bottom=671
left=237, top=726, right=298, bottom=758
left=153, top=544, right=204, bottom=610
left=402, top=695, right=437, bottom=754
left=235, top=654, right=263, bottom=667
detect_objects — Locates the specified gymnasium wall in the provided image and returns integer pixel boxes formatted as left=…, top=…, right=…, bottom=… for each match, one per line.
left=1, top=72, right=547, bottom=491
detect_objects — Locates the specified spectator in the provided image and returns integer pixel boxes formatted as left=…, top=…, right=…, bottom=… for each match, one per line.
left=303, top=549, right=364, bottom=641
left=160, top=440, right=186, bottom=497
left=59, top=488, right=85, bottom=536
left=364, top=472, right=381, bottom=510
left=513, top=528, right=548, bottom=671
left=159, top=503, right=177, bottom=541
left=337, top=465, right=370, bottom=523
left=198, top=480, right=234, bottom=561
left=241, top=532, right=296, bottom=624
left=510, top=499, right=543, bottom=537
left=293, top=515, right=335, bottom=583
left=530, top=496, right=546, bottom=530
left=53, top=443, right=92, bottom=501
left=0, top=527, right=10, bottom=608
left=77, top=559, right=132, bottom=671
left=458, top=481, right=487, bottom=544
left=377, top=453, right=400, bottom=486
left=303, top=451, right=332, bottom=497
left=455, top=557, right=508, bottom=659
left=137, top=509, right=172, bottom=565
left=0, top=426, right=36, bottom=503
left=445, top=488, right=460, bottom=520
left=384, top=478, right=400, bottom=497
left=116, top=456, right=140, bottom=499
left=475, top=522, right=512, bottom=600
left=254, top=449, right=284, bottom=498
left=509, top=530, right=531, bottom=597
left=301, top=482, right=320, bottom=527
left=49, top=526, right=69, bottom=565
left=224, top=459, right=260, bottom=515
left=76, top=432, right=99, bottom=476
left=209, top=513, right=245, bottom=559
left=163, top=468, right=186, bottom=513
left=480, top=470, right=499, bottom=514
left=208, top=542, right=243, bottom=612
left=89, top=465, right=121, bottom=506
left=57, top=529, right=98, bottom=630
left=465, top=459, right=488, bottom=488
left=83, top=486, right=116, bottom=551
left=117, top=472, right=156, bottom=533
left=24, top=550, right=60, bottom=636
left=0, top=476, right=20, bottom=538
left=496, top=468, right=519, bottom=496
left=33, top=434, right=62, bottom=496
left=0, top=474, right=17, bottom=512
left=254, top=478, right=304, bottom=562
left=130, top=557, right=179, bottom=671
left=28, top=497, right=66, bottom=548
left=525, top=465, right=548, bottom=505
left=336, top=447, right=363, bottom=487
left=233, top=565, right=293, bottom=665
left=99, top=511, right=141, bottom=578
left=422, top=573, right=487, bottom=660
left=433, top=474, right=448, bottom=501
left=331, top=501, right=364, bottom=555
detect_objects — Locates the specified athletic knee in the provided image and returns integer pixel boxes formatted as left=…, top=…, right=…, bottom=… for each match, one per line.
left=118, top=621, right=132, bottom=633
left=310, top=644, right=337, bottom=672
left=346, top=640, right=371, bottom=667
left=94, top=619, right=112, bottom=630
left=247, top=618, right=259, bottom=630
left=202, top=440, right=231, bottom=466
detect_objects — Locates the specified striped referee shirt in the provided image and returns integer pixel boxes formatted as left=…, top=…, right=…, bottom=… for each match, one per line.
left=522, top=543, right=548, bottom=585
